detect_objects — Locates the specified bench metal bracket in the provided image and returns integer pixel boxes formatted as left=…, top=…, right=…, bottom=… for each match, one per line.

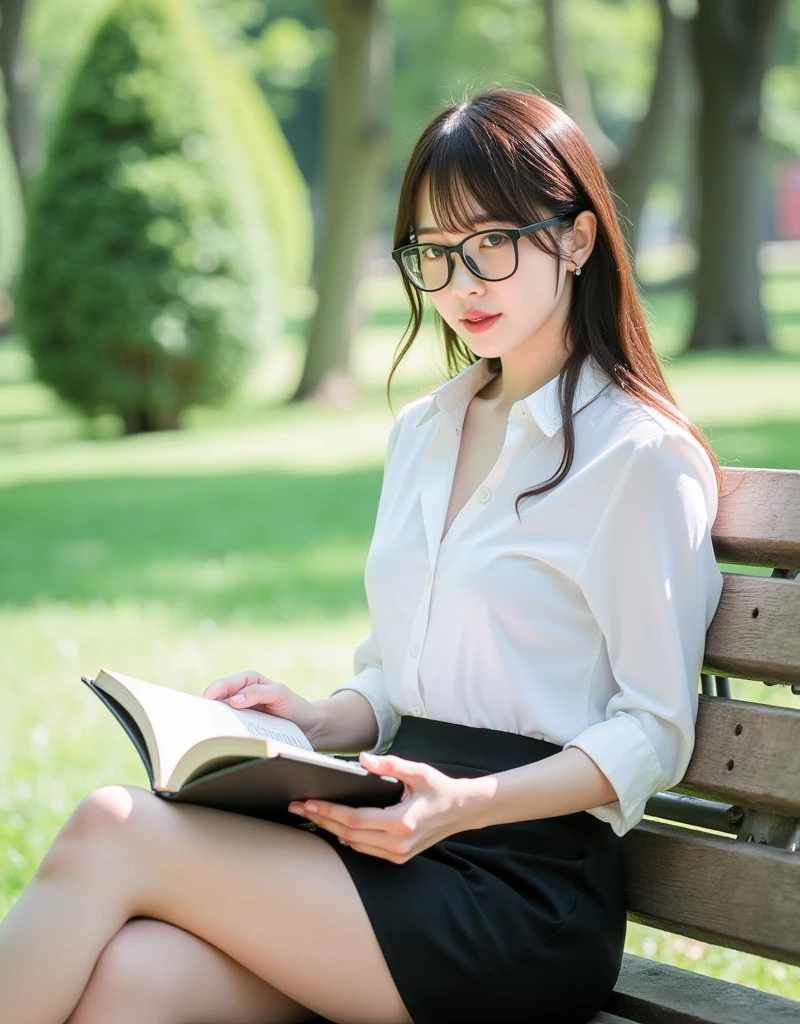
left=729, top=807, right=800, bottom=852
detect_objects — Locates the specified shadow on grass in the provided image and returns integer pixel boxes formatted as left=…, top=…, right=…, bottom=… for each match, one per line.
left=0, top=466, right=387, bottom=625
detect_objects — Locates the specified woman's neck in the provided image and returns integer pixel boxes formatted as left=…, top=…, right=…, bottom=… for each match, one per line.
left=476, top=346, right=572, bottom=413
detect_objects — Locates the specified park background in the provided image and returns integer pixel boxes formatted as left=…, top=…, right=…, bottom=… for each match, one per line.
left=1, top=0, right=799, bottom=1002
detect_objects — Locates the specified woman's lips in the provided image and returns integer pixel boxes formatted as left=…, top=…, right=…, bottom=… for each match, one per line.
left=461, top=313, right=502, bottom=334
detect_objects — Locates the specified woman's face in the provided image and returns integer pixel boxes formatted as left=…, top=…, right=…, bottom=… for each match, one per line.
left=412, top=176, right=583, bottom=362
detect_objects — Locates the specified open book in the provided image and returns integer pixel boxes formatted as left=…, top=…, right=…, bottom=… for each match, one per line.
left=81, top=669, right=402, bottom=825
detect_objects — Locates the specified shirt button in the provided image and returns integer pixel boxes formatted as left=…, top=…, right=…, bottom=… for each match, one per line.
left=410, top=643, right=419, bottom=657
left=413, top=704, right=424, bottom=717
left=477, top=486, right=491, bottom=503
left=455, top=427, right=460, bottom=435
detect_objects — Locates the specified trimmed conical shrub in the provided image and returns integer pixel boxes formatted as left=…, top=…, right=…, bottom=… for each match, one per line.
left=17, top=0, right=308, bottom=433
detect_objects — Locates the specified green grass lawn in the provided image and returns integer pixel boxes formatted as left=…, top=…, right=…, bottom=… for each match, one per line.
left=1, top=270, right=799, bottom=1001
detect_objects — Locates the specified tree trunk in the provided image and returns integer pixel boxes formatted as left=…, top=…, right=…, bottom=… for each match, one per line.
left=121, top=407, right=181, bottom=435
left=290, top=0, right=391, bottom=405
left=687, top=0, right=785, bottom=351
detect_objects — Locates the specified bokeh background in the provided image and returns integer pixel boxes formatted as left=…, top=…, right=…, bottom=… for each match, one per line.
left=1, top=0, right=799, bottom=1001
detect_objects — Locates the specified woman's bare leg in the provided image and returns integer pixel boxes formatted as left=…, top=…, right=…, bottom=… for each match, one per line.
left=0, top=785, right=413, bottom=1024
left=65, top=917, right=314, bottom=1024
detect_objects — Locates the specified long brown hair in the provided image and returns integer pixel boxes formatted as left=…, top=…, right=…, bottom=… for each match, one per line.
left=387, top=88, right=722, bottom=517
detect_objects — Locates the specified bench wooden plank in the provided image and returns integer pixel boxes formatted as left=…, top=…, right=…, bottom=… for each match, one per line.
left=671, top=696, right=800, bottom=816
left=703, top=574, right=800, bottom=686
left=602, top=952, right=800, bottom=1023
left=621, top=821, right=800, bottom=965
left=714, top=468, right=800, bottom=570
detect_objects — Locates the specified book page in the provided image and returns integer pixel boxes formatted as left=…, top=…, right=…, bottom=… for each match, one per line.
left=94, top=669, right=312, bottom=788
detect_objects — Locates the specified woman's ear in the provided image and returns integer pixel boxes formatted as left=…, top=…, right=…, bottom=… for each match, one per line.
left=569, top=210, right=597, bottom=270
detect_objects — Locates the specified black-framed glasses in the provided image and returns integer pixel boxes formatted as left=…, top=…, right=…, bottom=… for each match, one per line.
left=391, top=215, right=572, bottom=292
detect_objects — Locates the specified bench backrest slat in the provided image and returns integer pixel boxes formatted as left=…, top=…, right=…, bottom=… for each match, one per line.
left=623, top=821, right=800, bottom=966
left=672, top=695, right=800, bottom=817
left=714, top=468, right=800, bottom=569
left=703, top=574, right=800, bottom=686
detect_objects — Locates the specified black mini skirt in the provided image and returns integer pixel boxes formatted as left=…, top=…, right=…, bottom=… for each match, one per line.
left=313, top=716, right=628, bottom=1024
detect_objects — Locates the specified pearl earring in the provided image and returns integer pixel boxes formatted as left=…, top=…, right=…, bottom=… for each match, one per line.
left=573, top=262, right=582, bottom=276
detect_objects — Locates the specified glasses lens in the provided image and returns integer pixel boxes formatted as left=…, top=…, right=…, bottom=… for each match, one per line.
left=398, top=231, right=516, bottom=290
left=462, top=231, right=516, bottom=280
left=401, top=246, right=449, bottom=291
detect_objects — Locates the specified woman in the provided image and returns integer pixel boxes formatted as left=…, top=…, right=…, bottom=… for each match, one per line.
left=0, top=88, right=724, bottom=1024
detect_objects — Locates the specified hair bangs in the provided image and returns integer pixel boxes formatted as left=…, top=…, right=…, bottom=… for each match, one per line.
left=423, top=118, right=561, bottom=260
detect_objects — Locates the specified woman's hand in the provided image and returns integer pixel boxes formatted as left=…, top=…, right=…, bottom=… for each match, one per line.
left=288, top=752, right=483, bottom=863
left=201, top=670, right=323, bottom=747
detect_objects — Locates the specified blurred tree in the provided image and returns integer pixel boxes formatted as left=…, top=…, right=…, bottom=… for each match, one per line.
left=0, top=0, right=39, bottom=185
left=17, top=0, right=308, bottom=433
left=194, top=0, right=329, bottom=197
left=687, top=0, right=786, bottom=350
left=291, top=0, right=392, bottom=404
left=542, top=0, right=689, bottom=253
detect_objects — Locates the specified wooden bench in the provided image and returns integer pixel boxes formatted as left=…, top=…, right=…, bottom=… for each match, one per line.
left=590, top=465, right=800, bottom=1023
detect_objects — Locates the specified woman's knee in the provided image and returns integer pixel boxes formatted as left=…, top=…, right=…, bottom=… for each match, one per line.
left=67, top=919, right=179, bottom=1022
left=94, top=918, right=177, bottom=995
left=38, top=786, right=153, bottom=878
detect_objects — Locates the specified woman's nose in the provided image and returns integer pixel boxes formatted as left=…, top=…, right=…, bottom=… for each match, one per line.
left=449, top=253, right=486, bottom=297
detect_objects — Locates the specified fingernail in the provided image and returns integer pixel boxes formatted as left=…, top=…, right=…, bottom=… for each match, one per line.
left=362, top=753, right=378, bottom=765
left=305, top=802, right=318, bottom=813
left=231, top=694, right=245, bottom=703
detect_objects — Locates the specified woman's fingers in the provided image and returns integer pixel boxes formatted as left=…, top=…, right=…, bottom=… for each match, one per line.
left=201, top=670, right=267, bottom=701
left=226, top=683, right=277, bottom=707
left=289, top=806, right=403, bottom=859
left=200, top=673, right=317, bottom=738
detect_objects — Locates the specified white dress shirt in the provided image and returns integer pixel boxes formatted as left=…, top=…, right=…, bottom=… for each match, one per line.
left=329, top=354, right=724, bottom=837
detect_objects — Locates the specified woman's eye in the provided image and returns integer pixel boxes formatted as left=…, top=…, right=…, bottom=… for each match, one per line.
left=421, top=246, right=444, bottom=260
left=482, top=233, right=507, bottom=248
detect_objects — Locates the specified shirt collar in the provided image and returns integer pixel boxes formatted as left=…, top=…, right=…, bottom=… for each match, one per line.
left=413, top=355, right=613, bottom=436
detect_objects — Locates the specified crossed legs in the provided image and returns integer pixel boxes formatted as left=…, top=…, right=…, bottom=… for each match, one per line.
left=0, top=785, right=413, bottom=1024
left=66, top=917, right=313, bottom=1024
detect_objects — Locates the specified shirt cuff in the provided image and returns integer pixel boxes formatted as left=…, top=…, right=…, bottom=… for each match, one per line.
left=328, top=667, right=401, bottom=755
left=562, top=712, right=665, bottom=837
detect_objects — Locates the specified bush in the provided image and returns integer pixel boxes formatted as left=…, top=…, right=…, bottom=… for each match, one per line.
left=16, top=0, right=308, bottom=433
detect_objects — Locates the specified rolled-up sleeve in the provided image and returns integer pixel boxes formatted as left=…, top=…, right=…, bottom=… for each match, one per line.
left=327, top=412, right=404, bottom=754
left=562, top=430, right=724, bottom=837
